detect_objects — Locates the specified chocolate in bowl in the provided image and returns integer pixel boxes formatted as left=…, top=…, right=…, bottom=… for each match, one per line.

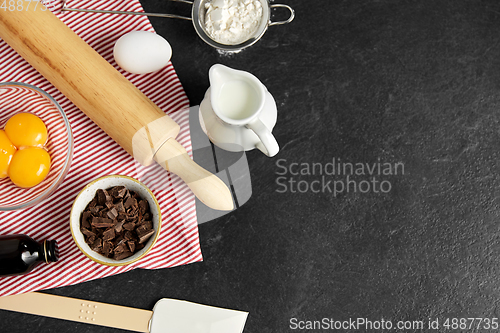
left=70, top=175, right=161, bottom=266
left=80, top=186, right=156, bottom=261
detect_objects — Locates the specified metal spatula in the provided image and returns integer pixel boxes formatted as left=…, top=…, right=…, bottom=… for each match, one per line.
left=0, top=292, right=248, bottom=333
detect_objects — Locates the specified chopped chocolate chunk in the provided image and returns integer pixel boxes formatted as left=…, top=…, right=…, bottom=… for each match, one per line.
left=103, top=228, right=115, bottom=241
left=103, top=241, right=113, bottom=257
left=107, top=207, right=118, bottom=220
left=91, top=238, right=102, bottom=251
left=123, top=190, right=131, bottom=201
left=114, top=219, right=125, bottom=233
left=99, top=209, right=110, bottom=218
left=117, top=187, right=127, bottom=197
left=115, top=201, right=125, bottom=213
left=114, top=236, right=125, bottom=247
left=109, top=186, right=126, bottom=198
left=127, top=207, right=138, bottom=216
left=89, top=206, right=101, bottom=214
left=136, top=222, right=152, bottom=237
left=138, top=229, right=155, bottom=244
left=114, top=242, right=127, bottom=254
left=114, top=250, right=133, bottom=260
left=91, top=216, right=114, bottom=228
left=123, top=222, right=135, bottom=231
left=80, top=186, right=154, bottom=260
left=88, top=198, right=97, bottom=208
left=124, top=196, right=137, bottom=209
left=87, top=235, right=96, bottom=246
left=124, top=231, right=134, bottom=241
left=138, top=200, right=148, bottom=214
left=81, top=228, right=96, bottom=238
left=126, top=213, right=138, bottom=221
left=127, top=241, right=136, bottom=253
left=126, top=209, right=138, bottom=217
left=81, top=211, right=92, bottom=229
left=108, top=186, right=118, bottom=197
left=142, top=220, right=153, bottom=230
left=96, top=189, right=107, bottom=206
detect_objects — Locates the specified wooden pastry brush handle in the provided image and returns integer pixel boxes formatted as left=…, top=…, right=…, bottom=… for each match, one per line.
left=0, top=4, right=234, bottom=210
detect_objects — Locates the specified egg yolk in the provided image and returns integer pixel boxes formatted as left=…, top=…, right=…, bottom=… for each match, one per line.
left=5, top=113, right=48, bottom=148
left=0, top=130, right=17, bottom=179
left=8, top=147, right=51, bottom=188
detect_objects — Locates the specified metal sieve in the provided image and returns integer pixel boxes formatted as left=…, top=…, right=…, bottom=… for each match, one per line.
left=61, top=0, right=295, bottom=52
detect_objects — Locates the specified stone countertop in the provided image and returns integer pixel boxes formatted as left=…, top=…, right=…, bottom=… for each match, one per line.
left=3, top=0, right=500, bottom=332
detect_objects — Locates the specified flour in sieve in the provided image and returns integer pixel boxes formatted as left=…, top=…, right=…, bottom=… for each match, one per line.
left=204, top=0, right=263, bottom=45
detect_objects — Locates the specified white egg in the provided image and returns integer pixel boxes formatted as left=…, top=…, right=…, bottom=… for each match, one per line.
left=113, top=31, right=172, bottom=75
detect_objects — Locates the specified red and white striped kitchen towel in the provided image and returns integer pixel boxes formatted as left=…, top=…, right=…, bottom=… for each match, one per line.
left=0, top=0, right=203, bottom=297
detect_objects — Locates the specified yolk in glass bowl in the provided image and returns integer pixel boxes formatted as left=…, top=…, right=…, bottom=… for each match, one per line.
left=5, top=113, right=48, bottom=148
left=0, top=130, right=17, bottom=179
left=8, top=147, right=51, bottom=188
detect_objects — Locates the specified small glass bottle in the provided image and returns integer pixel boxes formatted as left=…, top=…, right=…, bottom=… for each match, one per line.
left=0, top=234, right=58, bottom=277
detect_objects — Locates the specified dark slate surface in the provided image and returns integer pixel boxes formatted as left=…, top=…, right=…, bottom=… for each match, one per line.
left=3, top=0, right=500, bottom=332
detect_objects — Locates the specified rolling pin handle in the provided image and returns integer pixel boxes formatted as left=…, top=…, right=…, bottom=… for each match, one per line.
left=154, top=139, right=234, bottom=211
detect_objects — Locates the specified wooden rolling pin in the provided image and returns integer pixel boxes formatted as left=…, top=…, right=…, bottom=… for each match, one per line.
left=0, top=4, right=233, bottom=211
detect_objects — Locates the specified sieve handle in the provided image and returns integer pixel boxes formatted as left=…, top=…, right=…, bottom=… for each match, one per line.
left=269, top=4, right=295, bottom=26
left=61, top=0, right=193, bottom=21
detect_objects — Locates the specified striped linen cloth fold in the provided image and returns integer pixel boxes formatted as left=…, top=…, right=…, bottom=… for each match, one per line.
left=0, top=0, right=203, bottom=297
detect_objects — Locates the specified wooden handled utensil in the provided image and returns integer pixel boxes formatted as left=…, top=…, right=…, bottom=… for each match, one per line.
left=0, top=292, right=248, bottom=333
left=0, top=4, right=233, bottom=210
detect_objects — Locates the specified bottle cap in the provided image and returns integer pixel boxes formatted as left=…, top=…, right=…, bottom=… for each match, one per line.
left=43, top=240, right=59, bottom=263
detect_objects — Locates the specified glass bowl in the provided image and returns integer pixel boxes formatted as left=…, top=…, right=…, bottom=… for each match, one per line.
left=0, top=82, right=73, bottom=211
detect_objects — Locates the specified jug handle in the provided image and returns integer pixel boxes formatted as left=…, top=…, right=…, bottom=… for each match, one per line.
left=246, top=119, right=279, bottom=157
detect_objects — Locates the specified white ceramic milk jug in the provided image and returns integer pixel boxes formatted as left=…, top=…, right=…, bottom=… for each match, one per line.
left=199, top=64, right=279, bottom=157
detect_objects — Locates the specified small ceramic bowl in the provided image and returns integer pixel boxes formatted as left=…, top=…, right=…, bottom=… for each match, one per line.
left=70, top=175, right=162, bottom=266
left=0, top=82, right=73, bottom=211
